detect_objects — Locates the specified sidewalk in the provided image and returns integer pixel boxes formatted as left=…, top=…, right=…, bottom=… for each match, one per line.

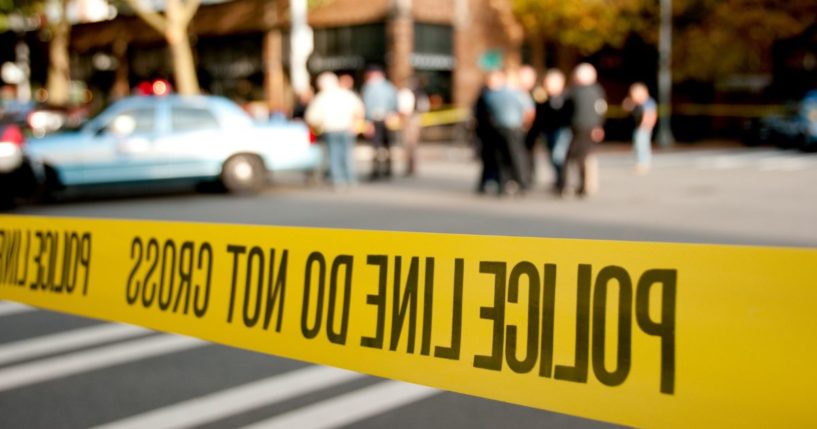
left=352, top=138, right=746, bottom=163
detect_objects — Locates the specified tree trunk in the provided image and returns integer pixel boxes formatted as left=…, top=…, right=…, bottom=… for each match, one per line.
left=168, top=26, right=200, bottom=95
left=529, top=34, right=546, bottom=73
left=263, top=29, right=286, bottom=113
left=110, top=36, right=130, bottom=100
left=46, top=0, right=71, bottom=106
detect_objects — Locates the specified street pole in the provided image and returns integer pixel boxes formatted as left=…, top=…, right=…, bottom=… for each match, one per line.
left=658, top=0, right=673, bottom=147
left=289, top=0, right=313, bottom=96
left=9, top=12, right=32, bottom=103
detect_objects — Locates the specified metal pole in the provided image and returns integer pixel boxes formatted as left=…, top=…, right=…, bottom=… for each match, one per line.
left=289, top=0, right=313, bottom=95
left=658, top=0, right=673, bottom=147
left=14, top=41, right=31, bottom=103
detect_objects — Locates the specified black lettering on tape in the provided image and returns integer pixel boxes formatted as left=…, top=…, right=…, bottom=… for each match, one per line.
left=473, top=261, right=506, bottom=371
left=193, top=242, right=213, bottom=318
left=31, top=231, right=44, bottom=290
left=19, top=230, right=31, bottom=287
left=636, top=269, right=677, bottom=395
left=361, top=255, right=387, bottom=349
left=126, top=237, right=143, bottom=305
left=66, top=232, right=80, bottom=293
left=420, top=257, right=435, bottom=356
left=505, top=261, right=540, bottom=374
left=390, top=256, right=419, bottom=353
left=243, top=246, right=265, bottom=327
left=142, top=238, right=159, bottom=307
left=592, top=266, right=633, bottom=387
left=327, top=255, right=352, bottom=344
left=263, top=249, right=287, bottom=332
left=158, top=240, right=177, bottom=311
left=434, top=258, right=464, bottom=360
left=539, top=264, right=557, bottom=378
left=79, top=233, right=91, bottom=295
left=173, top=241, right=195, bottom=314
left=226, top=245, right=246, bottom=323
left=301, top=252, right=326, bottom=339
left=554, top=264, right=592, bottom=383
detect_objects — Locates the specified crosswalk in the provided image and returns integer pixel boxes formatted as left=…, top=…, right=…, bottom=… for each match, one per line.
left=0, top=301, right=443, bottom=429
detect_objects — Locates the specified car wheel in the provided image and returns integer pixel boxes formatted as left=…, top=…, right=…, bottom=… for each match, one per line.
left=221, top=154, right=265, bottom=194
left=0, top=187, right=15, bottom=210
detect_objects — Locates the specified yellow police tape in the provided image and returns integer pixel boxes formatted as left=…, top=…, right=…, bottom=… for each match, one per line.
left=0, top=215, right=815, bottom=427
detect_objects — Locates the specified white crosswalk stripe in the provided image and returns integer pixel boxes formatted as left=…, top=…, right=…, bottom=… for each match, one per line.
left=0, top=307, right=436, bottom=428
left=90, top=366, right=364, bottom=429
left=0, top=301, right=35, bottom=317
left=241, top=380, right=440, bottom=429
left=0, top=334, right=206, bottom=392
left=0, top=323, right=151, bottom=366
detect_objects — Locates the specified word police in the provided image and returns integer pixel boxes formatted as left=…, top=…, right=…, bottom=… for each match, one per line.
left=0, top=228, right=92, bottom=295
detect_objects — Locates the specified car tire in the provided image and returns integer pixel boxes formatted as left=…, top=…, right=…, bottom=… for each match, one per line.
left=0, top=187, right=15, bottom=210
left=221, top=154, right=265, bottom=194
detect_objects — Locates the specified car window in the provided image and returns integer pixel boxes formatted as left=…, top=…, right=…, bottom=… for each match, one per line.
left=172, top=106, right=220, bottom=132
left=108, top=107, right=155, bottom=136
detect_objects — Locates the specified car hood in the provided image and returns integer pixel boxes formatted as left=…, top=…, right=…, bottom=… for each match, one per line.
left=25, top=131, right=85, bottom=153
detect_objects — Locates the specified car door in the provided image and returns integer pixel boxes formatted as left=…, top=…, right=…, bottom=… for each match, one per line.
left=79, top=104, right=161, bottom=184
left=150, top=100, right=224, bottom=179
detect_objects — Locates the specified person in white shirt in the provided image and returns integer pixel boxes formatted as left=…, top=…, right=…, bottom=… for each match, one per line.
left=306, top=72, right=365, bottom=187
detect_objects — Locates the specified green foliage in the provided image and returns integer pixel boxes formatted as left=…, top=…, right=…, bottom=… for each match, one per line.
left=0, top=0, right=45, bottom=31
left=512, top=0, right=816, bottom=81
left=512, top=0, right=650, bottom=54
left=671, top=0, right=816, bottom=81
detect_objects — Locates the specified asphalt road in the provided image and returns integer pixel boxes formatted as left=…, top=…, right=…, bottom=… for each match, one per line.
left=2, top=144, right=816, bottom=429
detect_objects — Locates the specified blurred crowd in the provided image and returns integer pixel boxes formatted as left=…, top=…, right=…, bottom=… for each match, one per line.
left=474, top=63, right=657, bottom=198
left=294, top=62, right=658, bottom=199
left=297, top=65, right=429, bottom=190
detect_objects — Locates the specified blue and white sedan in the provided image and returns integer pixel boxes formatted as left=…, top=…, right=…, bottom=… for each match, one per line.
left=25, top=95, right=321, bottom=194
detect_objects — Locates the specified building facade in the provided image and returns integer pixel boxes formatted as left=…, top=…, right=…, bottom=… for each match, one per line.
left=68, top=0, right=520, bottom=112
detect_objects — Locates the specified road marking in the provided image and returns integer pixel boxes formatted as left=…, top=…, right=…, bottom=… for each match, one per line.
left=0, top=301, right=34, bottom=317
left=241, top=381, right=440, bottom=429
left=0, top=335, right=205, bottom=392
left=0, top=323, right=151, bottom=366
left=91, top=366, right=364, bottom=429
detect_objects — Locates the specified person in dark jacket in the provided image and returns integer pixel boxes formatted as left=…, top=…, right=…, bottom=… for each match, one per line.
left=484, top=71, right=535, bottom=194
left=474, top=71, right=504, bottom=194
left=559, top=63, right=606, bottom=197
left=536, top=69, right=572, bottom=192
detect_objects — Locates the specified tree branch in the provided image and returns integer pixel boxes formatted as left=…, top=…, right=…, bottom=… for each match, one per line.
left=124, top=0, right=168, bottom=34
left=181, top=0, right=200, bottom=25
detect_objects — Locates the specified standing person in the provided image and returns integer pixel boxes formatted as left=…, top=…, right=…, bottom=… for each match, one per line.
left=339, top=73, right=355, bottom=90
left=559, top=63, right=606, bottom=197
left=474, top=71, right=504, bottom=194
left=361, top=66, right=398, bottom=180
left=485, top=69, right=536, bottom=194
left=291, top=87, right=313, bottom=121
left=623, top=82, right=657, bottom=174
left=518, top=65, right=539, bottom=185
left=305, top=72, right=365, bottom=189
left=397, top=77, right=430, bottom=176
left=538, top=69, right=572, bottom=193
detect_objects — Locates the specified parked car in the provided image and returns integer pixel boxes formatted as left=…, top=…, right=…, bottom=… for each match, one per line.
left=0, top=99, right=86, bottom=137
left=742, top=90, right=817, bottom=151
left=0, top=120, right=38, bottom=208
left=23, top=95, right=322, bottom=197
